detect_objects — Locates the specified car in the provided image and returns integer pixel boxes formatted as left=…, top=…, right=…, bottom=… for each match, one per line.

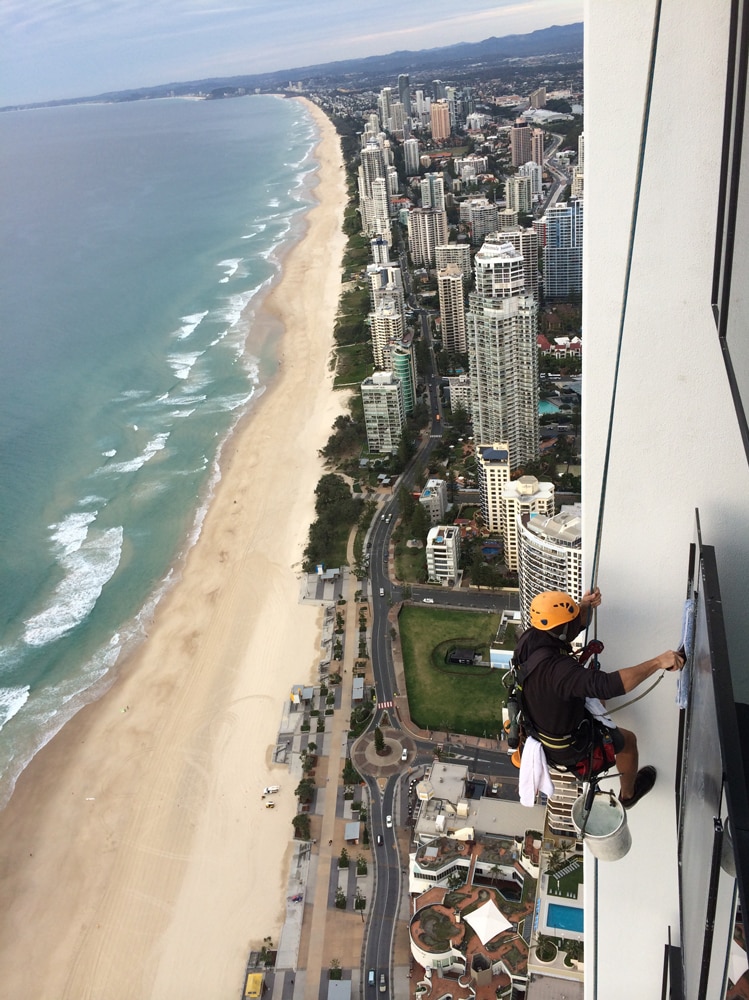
left=376, top=834, right=383, bottom=846
left=379, top=587, right=385, bottom=597
left=386, top=814, right=393, bottom=828
left=379, top=974, right=387, bottom=993
left=385, top=514, right=391, bottom=522
left=401, top=747, right=408, bottom=761
left=422, top=597, right=434, bottom=604
left=368, top=970, right=375, bottom=987
left=381, top=514, right=385, bottom=520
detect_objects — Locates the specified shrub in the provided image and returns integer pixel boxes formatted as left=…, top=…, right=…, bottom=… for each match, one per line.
left=292, top=815, right=311, bottom=840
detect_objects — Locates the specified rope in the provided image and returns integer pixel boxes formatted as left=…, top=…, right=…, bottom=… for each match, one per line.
left=587, top=671, right=666, bottom=715
left=588, top=0, right=664, bottom=602
left=588, top=6, right=664, bottom=997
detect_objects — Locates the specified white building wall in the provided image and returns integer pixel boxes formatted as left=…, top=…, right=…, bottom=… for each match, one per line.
left=500, top=477, right=554, bottom=571
left=426, top=525, right=461, bottom=584
left=583, top=2, right=748, bottom=998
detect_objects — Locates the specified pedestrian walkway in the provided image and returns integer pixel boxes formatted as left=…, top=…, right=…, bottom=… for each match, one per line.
left=295, top=525, right=374, bottom=1000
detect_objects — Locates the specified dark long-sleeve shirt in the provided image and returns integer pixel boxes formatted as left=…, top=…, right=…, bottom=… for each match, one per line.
left=515, top=625, right=625, bottom=738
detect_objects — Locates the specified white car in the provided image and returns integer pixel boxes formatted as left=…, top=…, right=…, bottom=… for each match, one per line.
left=422, top=597, right=434, bottom=604
left=386, top=814, right=393, bottom=828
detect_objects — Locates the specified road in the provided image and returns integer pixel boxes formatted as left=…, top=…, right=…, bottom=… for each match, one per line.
left=539, top=132, right=569, bottom=214
left=361, top=241, right=522, bottom=991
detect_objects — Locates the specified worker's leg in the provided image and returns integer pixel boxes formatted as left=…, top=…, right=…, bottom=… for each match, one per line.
left=615, top=727, right=638, bottom=800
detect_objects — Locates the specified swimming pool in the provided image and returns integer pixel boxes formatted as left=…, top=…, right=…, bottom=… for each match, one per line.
left=546, top=903, right=584, bottom=933
left=539, top=399, right=561, bottom=414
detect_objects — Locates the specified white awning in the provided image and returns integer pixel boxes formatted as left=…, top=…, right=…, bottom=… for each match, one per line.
left=464, top=900, right=511, bottom=945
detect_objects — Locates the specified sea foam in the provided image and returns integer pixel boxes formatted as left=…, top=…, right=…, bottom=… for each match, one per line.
left=22, top=523, right=124, bottom=647
left=99, top=432, right=170, bottom=475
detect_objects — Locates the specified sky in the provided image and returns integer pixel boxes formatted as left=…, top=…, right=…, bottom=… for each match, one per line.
left=1, top=0, right=582, bottom=107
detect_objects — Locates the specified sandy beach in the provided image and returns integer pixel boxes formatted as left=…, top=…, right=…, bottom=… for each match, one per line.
left=0, top=98, right=348, bottom=999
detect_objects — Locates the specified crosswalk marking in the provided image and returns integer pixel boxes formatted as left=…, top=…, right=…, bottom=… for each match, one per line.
left=377, top=701, right=393, bottom=710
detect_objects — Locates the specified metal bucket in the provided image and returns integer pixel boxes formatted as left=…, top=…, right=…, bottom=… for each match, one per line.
left=571, top=792, right=631, bottom=861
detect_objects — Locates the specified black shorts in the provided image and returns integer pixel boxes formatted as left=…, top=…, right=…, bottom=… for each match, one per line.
left=545, top=720, right=624, bottom=770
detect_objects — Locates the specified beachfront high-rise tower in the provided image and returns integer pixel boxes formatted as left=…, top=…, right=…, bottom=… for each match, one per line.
left=543, top=198, right=584, bottom=299
left=430, top=100, right=451, bottom=142
left=398, top=74, right=411, bottom=117
left=467, top=241, right=539, bottom=470
left=531, top=128, right=545, bottom=168
left=437, top=265, right=467, bottom=353
left=404, top=138, right=420, bottom=176
left=407, top=208, right=448, bottom=267
left=505, top=175, right=533, bottom=215
left=500, top=476, right=555, bottom=571
left=511, top=120, right=532, bottom=167
left=420, top=173, right=445, bottom=212
left=361, top=372, right=405, bottom=454
left=476, top=443, right=511, bottom=534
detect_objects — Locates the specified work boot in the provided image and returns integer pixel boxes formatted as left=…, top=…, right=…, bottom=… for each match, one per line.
left=620, top=765, right=656, bottom=809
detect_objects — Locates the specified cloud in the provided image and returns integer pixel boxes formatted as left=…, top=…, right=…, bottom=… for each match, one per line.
left=0, top=0, right=583, bottom=106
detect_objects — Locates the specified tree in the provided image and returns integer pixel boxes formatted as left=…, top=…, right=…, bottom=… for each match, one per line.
left=339, top=847, right=350, bottom=869
left=564, top=938, right=584, bottom=963
left=446, top=871, right=464, bottom=889
left=451, top=403, right=471, bottom=435
left=342, top=757, right=361, bottom=784
left=292, top=814, right=311, bottom=840
left=374, top=726, right=386, bottom=754
left=329, top=958, right=342, bottom=980
left=411, top=502, right=430, bottom=542
left=535, top=933, right=557, bottom=962
left=295, top=778, right=315, bottom=804
left=398, top=486, right=417, bottom=524
left=260, top=936, right=274, bottom=966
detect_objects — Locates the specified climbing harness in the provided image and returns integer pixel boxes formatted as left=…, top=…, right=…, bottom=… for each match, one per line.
left=504, top=639, right=617, bottom=780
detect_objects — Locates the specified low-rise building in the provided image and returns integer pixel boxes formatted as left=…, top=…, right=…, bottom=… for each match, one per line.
left=419, top=478, right=448, bottom=524
left=426, top=525, right=461, bottom=585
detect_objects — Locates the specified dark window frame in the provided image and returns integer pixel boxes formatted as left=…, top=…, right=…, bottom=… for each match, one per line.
left=712, top=0, right=749, bottom=463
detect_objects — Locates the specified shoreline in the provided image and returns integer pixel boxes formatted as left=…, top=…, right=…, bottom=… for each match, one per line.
left=0, top=92, right=326, bottom=813
left=0, top=97, right=349, bottom=999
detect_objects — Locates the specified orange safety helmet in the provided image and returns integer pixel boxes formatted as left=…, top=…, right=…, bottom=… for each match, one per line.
left=529, top=591, right=579, bottom=630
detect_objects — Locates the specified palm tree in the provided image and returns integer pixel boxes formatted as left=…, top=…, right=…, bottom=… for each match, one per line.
left=535, top=933, right=557, bottom=962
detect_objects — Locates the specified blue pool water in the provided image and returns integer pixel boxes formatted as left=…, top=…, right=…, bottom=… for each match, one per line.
left=539, top=399, right=561, bottom=414
left=546, top=903, right=584, bottom=933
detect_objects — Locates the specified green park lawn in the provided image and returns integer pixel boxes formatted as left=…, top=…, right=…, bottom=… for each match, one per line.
left=399, top=605, right=508, bottom=738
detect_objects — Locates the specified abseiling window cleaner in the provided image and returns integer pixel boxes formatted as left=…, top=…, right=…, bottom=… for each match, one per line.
left=509, top=588, right=684, bottom=808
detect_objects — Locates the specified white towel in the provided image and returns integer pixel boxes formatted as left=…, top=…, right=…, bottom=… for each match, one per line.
left=519, top=735, right=556, bottom=806
left=585, top=696, right=615, bottom=728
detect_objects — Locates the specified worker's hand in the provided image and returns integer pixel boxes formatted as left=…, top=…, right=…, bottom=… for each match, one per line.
left=657, top=649, right=686, bottom=672
left=580, top=587, right=602, bottom=610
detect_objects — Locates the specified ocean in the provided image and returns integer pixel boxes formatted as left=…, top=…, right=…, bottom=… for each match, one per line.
left=0, top=94, right=320, bottom=807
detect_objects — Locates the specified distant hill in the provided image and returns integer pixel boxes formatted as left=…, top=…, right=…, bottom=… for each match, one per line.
left=1, top=22, right=583, bottom=112
left=268, top=22, right=583, bottom=80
